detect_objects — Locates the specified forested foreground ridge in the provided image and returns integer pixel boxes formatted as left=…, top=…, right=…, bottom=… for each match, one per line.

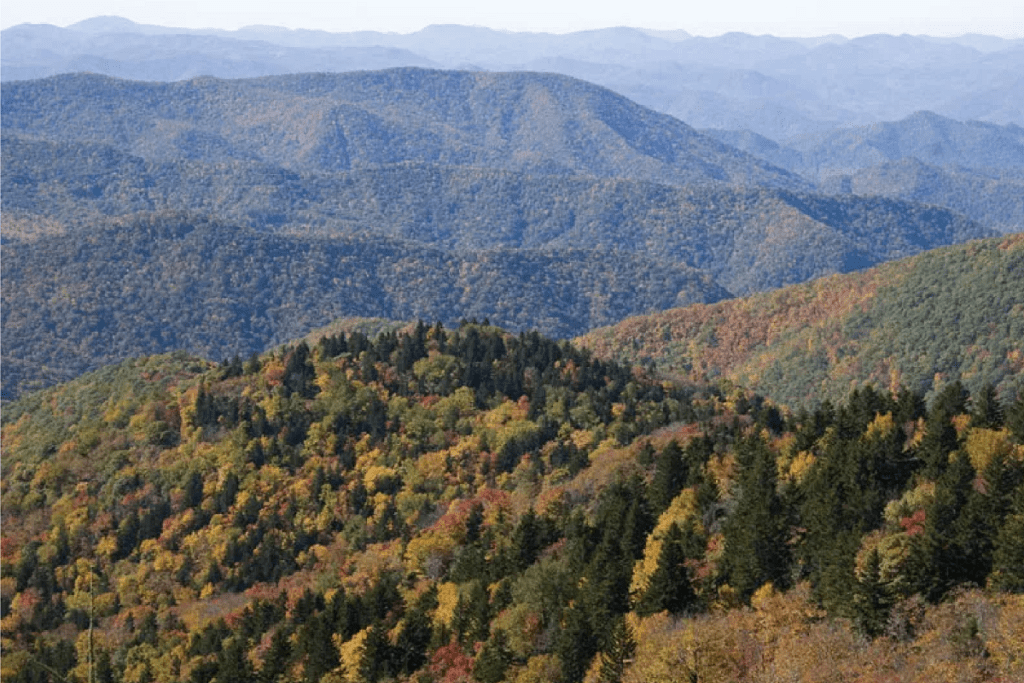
left=579, top=233, right=1024, bottom=410
left=3, top=322, right=1024, bottom=682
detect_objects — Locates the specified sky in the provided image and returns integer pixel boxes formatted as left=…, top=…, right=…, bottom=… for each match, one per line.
left=1, top=0, right=1022, bottom=38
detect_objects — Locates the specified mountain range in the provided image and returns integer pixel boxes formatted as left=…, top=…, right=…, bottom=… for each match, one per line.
left=3, top=21, right=1024, bottom=683
left=1, top=70, right=997, bottom=400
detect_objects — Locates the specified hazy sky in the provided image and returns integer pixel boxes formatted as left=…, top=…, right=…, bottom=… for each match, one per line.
left=1, top=0, right=1022, bottom=37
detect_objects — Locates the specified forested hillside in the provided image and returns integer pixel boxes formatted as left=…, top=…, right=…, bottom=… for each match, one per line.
left=0, top=70, right=803, bottom=189
left=2, top=135, right=984, bottom=291
left=3, top=322, right=1024, bottom=682
left=579, top=233, right=1024, bottom=409
left=0, top=211, right=727, bottom=400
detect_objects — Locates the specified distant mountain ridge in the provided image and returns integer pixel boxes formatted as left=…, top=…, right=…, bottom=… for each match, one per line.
left=1, top=70, right=804, bottom=189
left=4, top=18, right=1022, bottom=138
left=1, top=70, right=999, bottom=399
left=705, top=111, right=1024, bottom=233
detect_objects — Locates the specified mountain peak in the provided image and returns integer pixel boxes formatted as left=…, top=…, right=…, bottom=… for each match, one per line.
left=68, top=15, right=141, bottom=32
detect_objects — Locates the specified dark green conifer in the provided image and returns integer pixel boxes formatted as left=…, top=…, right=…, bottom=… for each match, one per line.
left=970, top=382, right=1004, bottom=429
left=853, top=548, right=892, bottom=638
left=1007, top=395, right=1024, bottom=443
left=599, top=617, right=637, bottom=683
left=473, top=629, right=513, bottom=683
left=991, top=483, right=1024, bottom=592
left=650, top=440, right=686, bottom=513
left=557, top=601, right=599, bottom=683
left=260, top=628, right=291, bottom=683
left=721, top=434, right=790, bottom=601
left=636, top=522, right=696, bottom=616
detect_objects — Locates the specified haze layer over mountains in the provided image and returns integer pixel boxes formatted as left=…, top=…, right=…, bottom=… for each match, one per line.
left=4, top=17, right=1023, bottom=137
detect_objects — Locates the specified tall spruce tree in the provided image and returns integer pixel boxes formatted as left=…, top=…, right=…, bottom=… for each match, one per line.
left=599, top=617, right=637, bottom=683
left=991, top=482, right=1024, bottom=592
left=473, top=629, right=513, bottom=683
left=636, top=522, right=697, bottom=616
left=721, top=434, right=790, bottom=601
left=853, top=548, right=892, bottom=638
left=650, top=440, right=687, bottom=513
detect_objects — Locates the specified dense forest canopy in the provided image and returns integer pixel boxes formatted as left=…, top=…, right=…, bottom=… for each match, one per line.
left=2, top=322, right=1023, bottom=682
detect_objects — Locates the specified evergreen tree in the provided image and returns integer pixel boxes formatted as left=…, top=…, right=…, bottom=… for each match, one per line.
left=1007, top=395, right=1024, bottom=443
left=905, top=452, right=975, bottom=602
left=511, top=508, right=543, bottom=572
left=260, top=628, right=291, bottom=683
left=214, top=637, right=252, bottom=683
left=853, top=548, right=892, bottom=638
left=721, top=434, right=791, bottom=601
left=394, top=605, right=432, bottom=675
left=636, top=522, right=696, bottom=616
left=358, top=623, right=395, bottom=683
left=599, top=617, right=637, bottom=683
left=991, top=483, right=1024, bottom=592
left=557, top=600, right=599, bottom=683
left=970, top=382, right=1004, bottom=429
left=918, top=381, right=967, bottom=479
left=473, top=629, right=513, bottom=683
left=650, top=440, right=686, bottom=513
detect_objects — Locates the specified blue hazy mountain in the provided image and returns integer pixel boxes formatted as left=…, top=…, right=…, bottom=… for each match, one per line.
left=4, top=18, right=1022, bottom=139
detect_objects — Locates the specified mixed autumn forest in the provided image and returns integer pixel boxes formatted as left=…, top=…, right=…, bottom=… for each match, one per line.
left=2, top=17, right=1024, bottom=683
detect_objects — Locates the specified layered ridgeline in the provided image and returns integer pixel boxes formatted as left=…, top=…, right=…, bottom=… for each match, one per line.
left=4, top=18, right=1022, bottom=139
left=0, top=71, right=996, bottom=400
left=3, top=321, right=1024, bottom=683
left=578, top=233, right=1024, bottom=409
left=706, top=111, right=1024, bottom=233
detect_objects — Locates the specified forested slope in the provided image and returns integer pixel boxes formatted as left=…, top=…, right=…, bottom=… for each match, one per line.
left=2, top=322, right=1023, bottom=682
left=2, top=134, right=986, bottom=291
left=578, top=233, right=1024, bottom=409
left=0, top=212, right=726, bottom=400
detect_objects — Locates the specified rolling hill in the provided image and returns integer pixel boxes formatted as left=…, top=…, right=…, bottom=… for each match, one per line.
left=705, top=111, right=1024, bottom=233
left=0, top=211, right=728, bottom=400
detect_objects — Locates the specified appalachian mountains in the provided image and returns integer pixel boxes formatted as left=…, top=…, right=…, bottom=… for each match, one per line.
left=703, top=111, right=1024, bottom=179
left=578, top=233, right=1024, bottom=409
left=1, top=135, right=991, bottom=296
left=817, top=160, right=1024, bottom=235
left=786, top=111, right=1024, bottom=175
left=705, top=111, right=1024, bottom=232
left=0, top=213, right=727, bottom=400
left=0, top=70, right=806, bottom=190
